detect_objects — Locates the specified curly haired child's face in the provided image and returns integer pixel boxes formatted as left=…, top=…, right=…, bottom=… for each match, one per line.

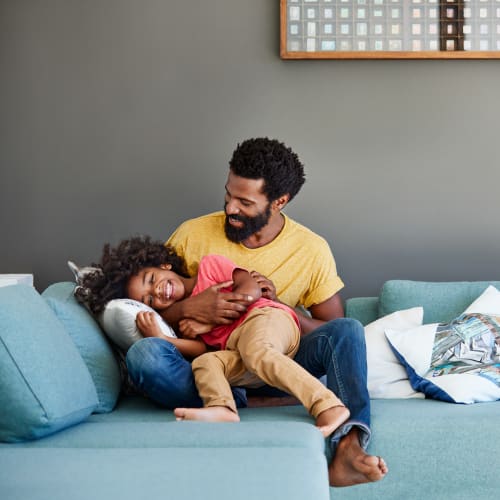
left=126, top=264, right=187, bottom=311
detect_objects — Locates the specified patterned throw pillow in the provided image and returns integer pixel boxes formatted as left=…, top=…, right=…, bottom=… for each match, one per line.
left=431, top=313, right=500, bottom=383
left=385, top=313, right=500, bottom=404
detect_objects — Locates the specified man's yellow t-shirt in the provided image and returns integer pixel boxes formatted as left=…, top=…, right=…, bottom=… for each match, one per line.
left=166, top=211, right=344, bottom=309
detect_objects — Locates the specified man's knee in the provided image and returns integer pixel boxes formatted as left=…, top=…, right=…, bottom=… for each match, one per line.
left=298, top=318, right=365, bottom=362
left=319, top=318, right=364, bottom=343
left=334, top=317, right=364, bottom=339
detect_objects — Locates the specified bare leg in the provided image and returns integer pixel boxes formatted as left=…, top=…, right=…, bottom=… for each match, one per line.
left=315, top=405, right=350, bottom=438
left=329, top=428, right=388, bottom=487
left=174, top=406, right=240, bottom=423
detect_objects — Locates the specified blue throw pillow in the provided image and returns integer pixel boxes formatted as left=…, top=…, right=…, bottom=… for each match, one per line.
left=42, top=282, right=122, bottom=413
left=0, top=285, right=98, bottom=442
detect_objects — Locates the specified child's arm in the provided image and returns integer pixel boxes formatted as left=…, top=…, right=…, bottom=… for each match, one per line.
left=179, top=269, right=261, bottom=339
left=136, top=311, right=207, bottom=359
left=179, top=318, right=213, bottom=338
left=162, top=267, right=261, bottom=336
left=231, top=268, right=262, bottom=304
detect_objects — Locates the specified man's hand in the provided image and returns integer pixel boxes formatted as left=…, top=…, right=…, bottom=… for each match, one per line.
left=179, top=318, right=213, bottom=339
left=171, top=280, right=254, bottom=326
left=250, top=271, right=278, bottom=301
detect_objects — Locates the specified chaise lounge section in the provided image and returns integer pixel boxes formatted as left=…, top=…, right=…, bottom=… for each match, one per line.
left=1, top=279, right=499, bottom=499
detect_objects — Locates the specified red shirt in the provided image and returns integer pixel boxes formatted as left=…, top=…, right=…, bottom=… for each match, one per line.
left=192, top=254, right=300, bottom=350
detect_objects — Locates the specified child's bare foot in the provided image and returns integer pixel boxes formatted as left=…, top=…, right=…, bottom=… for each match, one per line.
left=174, top=406, right=240, bottom=423
left=316, top=405, right=350, bottom=438
left=329, top=428, right=388, bottom=487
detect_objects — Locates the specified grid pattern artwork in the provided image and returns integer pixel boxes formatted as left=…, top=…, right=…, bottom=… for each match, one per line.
left=283, top=0, right=500, bottom=54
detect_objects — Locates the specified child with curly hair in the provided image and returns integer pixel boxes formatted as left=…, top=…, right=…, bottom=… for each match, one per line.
left=78, top=235, right=349, bottom=437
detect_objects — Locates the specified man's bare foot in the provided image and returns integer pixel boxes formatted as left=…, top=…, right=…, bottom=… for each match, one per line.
left=316, top=405, right=350, bottom=438
left=174, top=406, right=240, bottom=423
left=329, top=428, right=388, bottom=487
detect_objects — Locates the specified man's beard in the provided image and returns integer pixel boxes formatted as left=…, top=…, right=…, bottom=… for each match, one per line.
left=224, top=203, right=272, bottom=243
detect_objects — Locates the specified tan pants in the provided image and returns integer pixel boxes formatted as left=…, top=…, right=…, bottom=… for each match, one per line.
left=192, top=307, right=342, bottom=417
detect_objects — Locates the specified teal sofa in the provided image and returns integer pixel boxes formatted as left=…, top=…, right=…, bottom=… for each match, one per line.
left=1, top=280, right=499, bottom=500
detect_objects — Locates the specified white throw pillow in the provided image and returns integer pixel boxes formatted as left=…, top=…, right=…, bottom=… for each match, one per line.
left=100, top=299, right=176, bottom=351
left=464, top=285, right=500, bottom=315
left=365, top=307, right=424, bottom=399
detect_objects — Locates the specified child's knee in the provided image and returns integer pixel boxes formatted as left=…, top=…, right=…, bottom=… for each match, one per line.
left=191, top=352, right=214, bottom=370
left=240, top=346, right=270, bottom=374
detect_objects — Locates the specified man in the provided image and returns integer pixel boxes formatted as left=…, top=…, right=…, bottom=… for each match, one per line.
left=126, top=137, right=387, bottom=486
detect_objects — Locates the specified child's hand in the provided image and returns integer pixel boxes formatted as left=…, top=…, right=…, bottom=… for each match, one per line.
left=250, top=271, right=277, bottom=302
left=179, top=318, right=213, bottom=339
left=136, top=311, right=164, bottom=338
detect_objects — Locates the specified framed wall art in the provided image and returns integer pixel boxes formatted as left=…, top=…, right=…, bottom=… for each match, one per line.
left=280, top=0, right=500, bottom=59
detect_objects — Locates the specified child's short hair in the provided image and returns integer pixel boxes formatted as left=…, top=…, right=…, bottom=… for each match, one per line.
left=75, top=235, right=187, bottom=315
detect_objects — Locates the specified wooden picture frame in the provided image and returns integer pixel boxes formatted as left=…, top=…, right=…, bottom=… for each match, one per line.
left=280, top=0, right=500, bottom=60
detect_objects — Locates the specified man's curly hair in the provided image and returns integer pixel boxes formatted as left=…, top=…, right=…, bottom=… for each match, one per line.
left=75, top=235, right=187, bottom=315
left=229, top=137, right=306, bottom=203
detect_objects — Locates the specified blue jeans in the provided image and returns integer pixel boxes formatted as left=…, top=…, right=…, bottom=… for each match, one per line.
left=126, top=318, right=370, bottom=455
left=125, top=337, right=247, bottom=409
left=293, top=318, right=371, bottom=456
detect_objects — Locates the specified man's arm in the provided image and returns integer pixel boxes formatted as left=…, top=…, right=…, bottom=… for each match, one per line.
left=159, top=282, right=253, bottom=330
left=296, top=292, right=344, bottom=335
left=250, top=271, right=344, bottom=335
left=171, top=268, right=261, bottom=339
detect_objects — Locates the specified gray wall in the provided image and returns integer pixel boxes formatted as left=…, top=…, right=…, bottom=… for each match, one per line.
left=1, top=0, right=499, bottom=299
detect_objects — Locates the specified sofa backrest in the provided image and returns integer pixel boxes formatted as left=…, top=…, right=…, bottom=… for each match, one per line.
left=346, top=280, right=500, bottom=325
left=379, top=280, right=500, bottom=324
left=345, top=296, right=379, bottom=325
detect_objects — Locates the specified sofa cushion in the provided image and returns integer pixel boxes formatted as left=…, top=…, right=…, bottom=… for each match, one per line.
left=379, top=280, right=500, bottom=324
left=0, top=403, right=330, bottom=500
left=0, top=446, right=329, bottom=500
left=364, top=399, right=500, bottom=500
left=42, top=282, right=121, bottom=413
left=0, top=285, right=98, bottom=442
